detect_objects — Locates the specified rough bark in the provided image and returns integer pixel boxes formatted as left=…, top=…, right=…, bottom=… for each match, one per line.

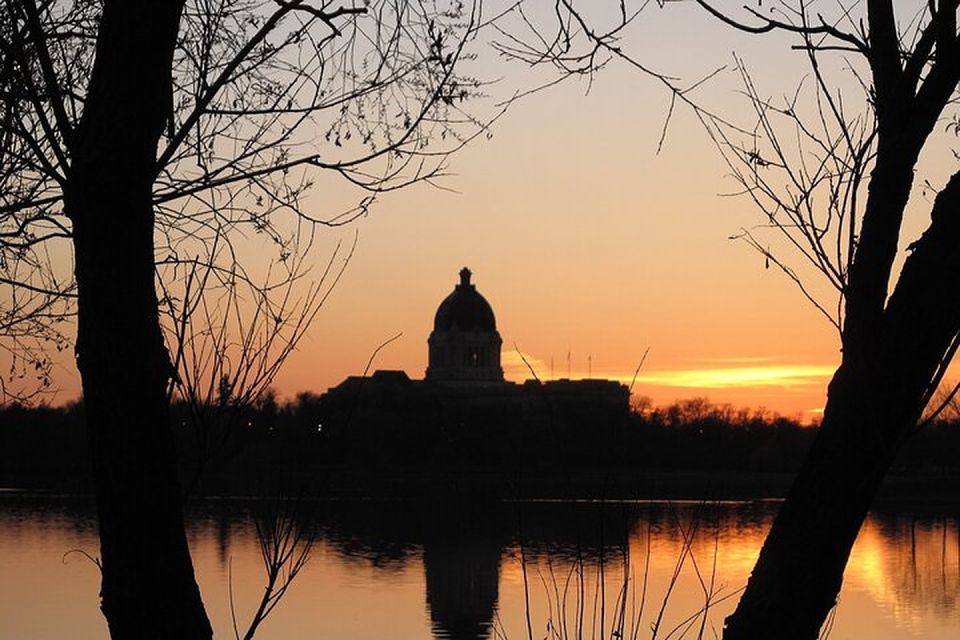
left=66, top=2, right=212, bottom=638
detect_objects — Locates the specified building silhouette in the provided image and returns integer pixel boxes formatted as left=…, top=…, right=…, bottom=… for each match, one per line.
left=316, top=267, right=630, bottom=465
left=426, top=268, right=504, bottom=384
left=322, top=266, right=630, bottom=402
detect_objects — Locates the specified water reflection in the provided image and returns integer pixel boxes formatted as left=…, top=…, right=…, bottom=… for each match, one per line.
left=850, top=514, right=960, bottom=627
left=1, top=495, right=958, bottom=639
left=309, top=499, right=960, bottom=638
left=422, top=499, right=503, bottom=640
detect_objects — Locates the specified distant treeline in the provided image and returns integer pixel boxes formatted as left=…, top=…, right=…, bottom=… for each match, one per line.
left=1, top=394, right=958, bottom=494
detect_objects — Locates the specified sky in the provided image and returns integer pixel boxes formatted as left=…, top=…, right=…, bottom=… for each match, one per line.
left=271, top=3, right=850, bottom=420
left=32, top=1, right=959, bottom=420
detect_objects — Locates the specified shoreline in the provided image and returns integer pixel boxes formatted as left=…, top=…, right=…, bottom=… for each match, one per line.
left=4, top=468, right=959, bottom=506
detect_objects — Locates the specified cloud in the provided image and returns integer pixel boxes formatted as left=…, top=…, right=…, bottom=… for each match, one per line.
left=632, top=365, right=835, bottom=389
left=691, top=356, right=773, bottom=364
left=501, top=350, right=834, bottom=393
left=502, top=349, right=549, bottom=379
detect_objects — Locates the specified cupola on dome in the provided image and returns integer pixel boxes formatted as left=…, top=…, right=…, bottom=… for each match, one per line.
left=426, top=267, right=504, bottom=384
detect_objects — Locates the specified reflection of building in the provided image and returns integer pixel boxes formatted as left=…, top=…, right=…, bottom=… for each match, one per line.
left=424, top=502, right=503, bottom=640
left=427, top=268, right=504, bottom=384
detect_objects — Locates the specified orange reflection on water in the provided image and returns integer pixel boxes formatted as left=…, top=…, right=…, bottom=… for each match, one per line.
left=2, top=498, right=959, bottom=640
left=846, top=517, right=960, bottom=631
left=497, top=506, right=960, bottom=640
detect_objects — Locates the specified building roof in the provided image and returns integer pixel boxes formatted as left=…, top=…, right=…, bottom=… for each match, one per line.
left=433, top=267, right=497, bottom=333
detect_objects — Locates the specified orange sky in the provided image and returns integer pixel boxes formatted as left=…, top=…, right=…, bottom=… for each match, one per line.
left=272, top=58, right=844, bottom=417
left=266, top=8, right=847, bottom=421
left=30, top=3, right=960, bottom=420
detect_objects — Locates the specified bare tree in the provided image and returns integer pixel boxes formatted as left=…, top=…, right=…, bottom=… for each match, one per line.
left=0, top=0, right=494, bottom=637
left=160, top=229, right=356, bottom=498
left=497, top=1, right=960, bottom=638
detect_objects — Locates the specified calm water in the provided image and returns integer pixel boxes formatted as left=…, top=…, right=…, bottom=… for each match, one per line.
left=1, top=494, right=958, bottom=639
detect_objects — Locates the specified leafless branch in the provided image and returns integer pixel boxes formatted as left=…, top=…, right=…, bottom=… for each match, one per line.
left=1, top=0, right=504, bottom=404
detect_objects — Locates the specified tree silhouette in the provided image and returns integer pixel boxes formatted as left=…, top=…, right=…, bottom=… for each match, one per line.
left=498, top=1, right=960, bottom=638
left=0, top=1, right=489, bottom=637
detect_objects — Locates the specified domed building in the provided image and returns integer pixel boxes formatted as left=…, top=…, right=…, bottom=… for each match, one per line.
left=426, top=268, right=504, bottom=384
left=319, top=266, right=630, bottom=436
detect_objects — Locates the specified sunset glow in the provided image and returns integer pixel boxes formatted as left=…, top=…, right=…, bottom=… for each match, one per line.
left=7, top=4, right=960, bottom=640
left=5, top=2, right=888, bottom=418
left=500, top=353, right=836, bottom=389
left=497, top=351, right=834, bottom=417
left=633, top=364, right=835, bottom=389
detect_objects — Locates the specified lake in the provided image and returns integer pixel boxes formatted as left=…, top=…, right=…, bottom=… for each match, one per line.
left=1, top=493, right=957, bottom=639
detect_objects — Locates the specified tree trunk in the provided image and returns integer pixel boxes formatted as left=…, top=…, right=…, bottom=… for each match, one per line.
left=723, top=166, right=960, bottom=639
left=722, top=362, right=899, bottom=640
left=66, top=2, right=211, bottom=638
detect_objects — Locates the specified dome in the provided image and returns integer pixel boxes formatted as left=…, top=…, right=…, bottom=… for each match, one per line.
left=433, top=267, right=497, bottom=333
left=426, top=267, right=503, bottom=383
